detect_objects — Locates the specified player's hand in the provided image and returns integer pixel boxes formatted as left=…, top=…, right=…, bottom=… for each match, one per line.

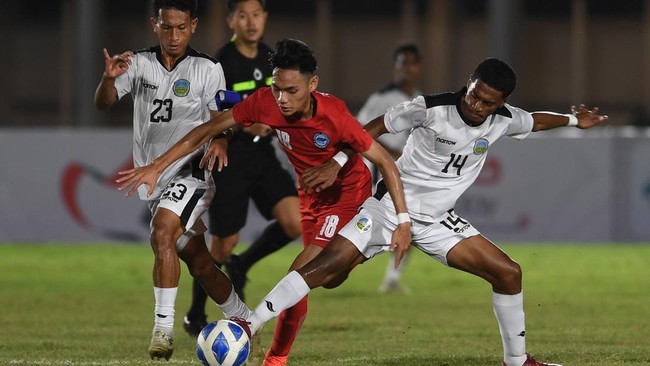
left=571, top=104, right=608, bottom=129
left=243, top=123, right=273, bottom=139
left=115, top=163, right=161, bottom=197
left=201, top=138, right=229, bottom=171
left=102, top=48, right=132, bottom=79
left=300, top=159, right=341, bottom=194
left=389, top=222, right=412, bottom=270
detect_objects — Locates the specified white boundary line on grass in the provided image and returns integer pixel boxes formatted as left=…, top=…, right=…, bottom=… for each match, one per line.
left=336, top=355, right=402, bottom=363
left=7, top=361, right=196, bottom=365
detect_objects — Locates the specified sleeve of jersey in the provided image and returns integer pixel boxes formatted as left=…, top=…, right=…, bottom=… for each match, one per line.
left=341, top=109, right=373, bottom=153
left=204, top=62, right=226, bottom=111
left=113, top=56, right=136, bottom=100
left=505, top=105, right=535, bottom=140
left=231, top=90, right=260, bottom=127
left=383, top=95, right=427, bottom=134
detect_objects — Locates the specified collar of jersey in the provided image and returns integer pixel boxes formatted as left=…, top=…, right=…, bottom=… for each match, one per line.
left=455, top=87, right=481, bottom=127
left=153, top=45, right=195, bottom=72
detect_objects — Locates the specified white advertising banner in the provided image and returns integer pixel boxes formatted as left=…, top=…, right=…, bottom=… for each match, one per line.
left=457, top=138, right=613, bottom=242
left=0, top=129, right=149, bottom=242
left=610, top=138, right=650, bottom=241
left=0, top=129, right=647, bottom=243
left=0, top=129, right=270, bottom=243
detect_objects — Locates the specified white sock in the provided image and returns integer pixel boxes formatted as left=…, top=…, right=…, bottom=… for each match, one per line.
left=175, top=231, right=193, bottom=252
left=218, top=285, right=252, bottom=320
left=383, top=251, right=409, bottom=283
left=153, top=287, right=178, bottom=335
left=248, top=271, right=311, bottom=334
left=493, top=291, right=527, bottom=366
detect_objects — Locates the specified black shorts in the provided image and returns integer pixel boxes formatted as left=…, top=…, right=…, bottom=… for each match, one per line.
left=208, top=147, right=298, bottom=237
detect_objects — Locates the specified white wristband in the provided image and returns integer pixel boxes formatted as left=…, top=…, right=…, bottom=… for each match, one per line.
left=397, top=212, right=411, bottom=224
left=332, top=151, right=349, bottom=167
left=565, top=114, right=578, bottom=126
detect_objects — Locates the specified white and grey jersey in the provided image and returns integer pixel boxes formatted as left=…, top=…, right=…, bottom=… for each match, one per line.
left=356, top=84, right=421, bottom=152
left=114, top=45, right=225, bottom=200
left=376, top=88, right=534, bottom=222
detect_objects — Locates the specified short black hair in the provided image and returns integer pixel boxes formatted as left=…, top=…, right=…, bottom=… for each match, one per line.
left=227, top=0, right=266, bottom=13
left=393, top=43, right=422, bottom=62
left=471, top=58, right=517, bottom=98
left=269, top=38, right=318, bottom=74
left=153, top=0, right=198, bottom=18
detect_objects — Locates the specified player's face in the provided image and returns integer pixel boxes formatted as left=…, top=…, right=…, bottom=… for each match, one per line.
left=271, top=68, right=318, bottom=119
left=461, top=79, right=506, bottom=125
left=151, top=8, right=197, bottom=58
left=228, top=0, right=267, bottom=44
left=394, top=52, right=421, bottom=87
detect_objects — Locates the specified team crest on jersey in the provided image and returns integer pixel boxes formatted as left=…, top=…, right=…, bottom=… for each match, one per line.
left=355, top=217, right=372, bottom=233
left=172, top=79, right=190, bottom=97
left=473, top=138, right=489, bottom=155
left=313, top=132, right=330, bottom=148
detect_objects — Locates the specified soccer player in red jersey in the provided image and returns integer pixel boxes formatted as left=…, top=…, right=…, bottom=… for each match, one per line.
left=116, top=38, right=411, bottom=366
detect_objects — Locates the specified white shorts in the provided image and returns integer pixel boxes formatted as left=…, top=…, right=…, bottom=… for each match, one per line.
left=148, top=168, right=214, bottom=235
left=337, top=197, right=480, bottom=265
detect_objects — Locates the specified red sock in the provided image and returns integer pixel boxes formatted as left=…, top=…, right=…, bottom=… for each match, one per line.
left=269, top=295, right=308, bottom=356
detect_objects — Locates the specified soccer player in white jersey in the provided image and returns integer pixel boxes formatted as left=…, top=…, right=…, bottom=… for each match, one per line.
left=94, top=0, right=249, bottom=360
left=356, top=43, right=423, bottom=294
left=241, top=58, right=608, bottom=366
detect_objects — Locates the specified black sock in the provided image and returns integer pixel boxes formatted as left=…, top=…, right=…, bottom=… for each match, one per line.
left=238, top=221, right=293, bottom=273
left=187, top=261, right=222, bottom=319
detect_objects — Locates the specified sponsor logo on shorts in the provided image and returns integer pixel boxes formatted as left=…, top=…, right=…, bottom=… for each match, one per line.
left=313, top=132, right=330, bottom=148
left=172, top=79, right=190, bottom=97
left=456, top=224, right=471, bottom=233
left=355, top=217, right=372, bottom=233
left=473, top=138, right=489, bottom=155
left=161, top=195, right=180, bottom=203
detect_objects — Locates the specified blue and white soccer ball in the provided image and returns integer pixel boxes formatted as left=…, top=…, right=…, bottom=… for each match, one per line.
left=196, top=319, right=250, bottom=366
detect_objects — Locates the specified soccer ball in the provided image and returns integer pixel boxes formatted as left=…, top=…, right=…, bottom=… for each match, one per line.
left=196, top=319, right=250, bottom=366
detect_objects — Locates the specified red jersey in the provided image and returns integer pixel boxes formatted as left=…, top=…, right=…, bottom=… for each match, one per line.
left=232, top=88, right=372, bottom=211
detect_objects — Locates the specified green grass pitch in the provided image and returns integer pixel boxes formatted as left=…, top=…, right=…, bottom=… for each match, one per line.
left=1, top=243, right=649, bottom=365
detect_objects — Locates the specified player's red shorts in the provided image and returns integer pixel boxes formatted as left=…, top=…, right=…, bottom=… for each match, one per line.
left=300, top=205, right=361, bottom=248
left=298, top=190, right=368, bottom=248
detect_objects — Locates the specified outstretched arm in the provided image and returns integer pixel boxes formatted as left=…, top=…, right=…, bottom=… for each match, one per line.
left=361, top=140, right=411, bottom=269
left=532, top=104, right=608, bottom=132
left=116, top=110, right=237, bottom=196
